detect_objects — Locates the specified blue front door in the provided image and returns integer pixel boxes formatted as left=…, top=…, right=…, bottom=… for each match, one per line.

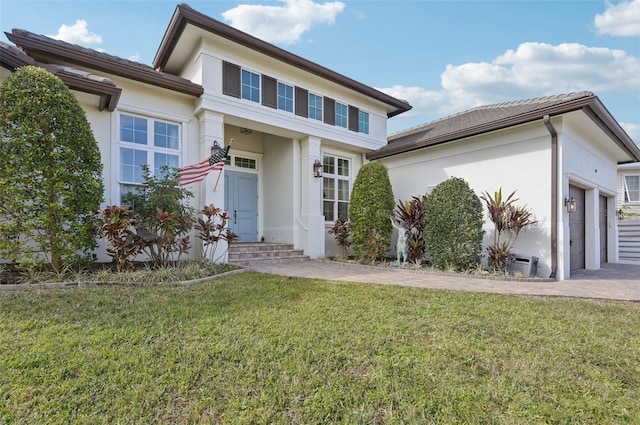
left=225, top=171, right=258, bottom=241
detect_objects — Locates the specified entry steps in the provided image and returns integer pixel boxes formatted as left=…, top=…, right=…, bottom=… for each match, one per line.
left=228, top=243, right=309, bottom=267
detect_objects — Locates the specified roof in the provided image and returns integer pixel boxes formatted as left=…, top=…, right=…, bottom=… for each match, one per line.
left=0, top=40, right=121, bottom=111
left=153, top=3, right=411, bottom=118
left=367, top=91, right=640, bottom=162
left=4, top=29, right=203, bottom=98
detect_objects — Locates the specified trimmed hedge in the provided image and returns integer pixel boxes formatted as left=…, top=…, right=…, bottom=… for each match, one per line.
left=424, top=177, right=484, bottom=271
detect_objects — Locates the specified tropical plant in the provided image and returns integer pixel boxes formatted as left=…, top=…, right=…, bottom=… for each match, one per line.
left=424, top=177, right=484, bottom=271
left=0, top=66, right=104, bottom=272
left=349, top=162, right=395, bottom=262
left=122, top=166, right=194, bottom=267
left=194, top=204, right=238, bottom=262
left=97, top=205, right=143, bottom=271
left=480, top=188, right=538, bottom=271
left=394, top=194, right=428, bottom=263
left=328, top=217, right=351, bottom=258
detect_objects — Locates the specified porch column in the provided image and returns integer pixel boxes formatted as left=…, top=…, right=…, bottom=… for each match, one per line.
left=197, top=110, right=227, bottom=261
left=299, top=136, right=325, bottom=258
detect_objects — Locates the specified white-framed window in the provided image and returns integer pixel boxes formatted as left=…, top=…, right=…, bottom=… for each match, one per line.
left=335, top=102, right=348, bottom=128
left=277, top=82, right=294, bottom=112
left=309, top=93, right=323, bottom=121
left=241, top=69, right=260, bottom=103
left=358, top=110, right=369, bottom=134
left=624, top=175, right=640, bottom=203
left=118, top=113, right=180, bottom=202
left=322, top=154, right=350, bottom=222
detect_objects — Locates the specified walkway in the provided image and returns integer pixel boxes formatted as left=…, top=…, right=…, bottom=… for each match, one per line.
left=247, top=260, right=640, bottom=302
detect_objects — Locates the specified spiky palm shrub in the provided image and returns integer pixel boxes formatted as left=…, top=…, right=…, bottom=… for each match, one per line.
left=424, top=177, right=484, bottom=271
left=394, top=194, right=428, bottom=263
left=349, top=162, right=394, bottom=263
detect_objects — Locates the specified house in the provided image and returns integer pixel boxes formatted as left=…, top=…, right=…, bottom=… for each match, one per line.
left=617, top=162, right=640, bottom=218
left=0, top=3, right=411, bottom=262
left=367, top=92, right=640, bottom=280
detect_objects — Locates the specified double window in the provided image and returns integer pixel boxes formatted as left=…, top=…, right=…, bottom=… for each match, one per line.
left=323, top=154, right=350, bottom=222
left=624, top=175, right=640, bottom=203
left=278, top=82, right=294, bottom=112
left=308, top=93, right=323, bottom=121
left=119, top=113, right=180, bottom=202
left=241, top=69, right=260, bottom=103
left=335, top=102, right=348, bottom=128
left=358, top=111, right=370, bottom=134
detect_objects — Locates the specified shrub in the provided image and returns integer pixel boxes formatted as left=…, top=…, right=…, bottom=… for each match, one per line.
left=424, top=177, right=484, bottom=271
left=328, top=217, right=351, bottom=258
left=97, top=205, right=143, bottom=272
left=394, top=194, right=428, bottom=263
left=349, top=162, right=395, bottom=262
left=481, top=188, right=537, bottom=271
left=195, top=204, right=238, bottom=262
left=0, top=66, right=104, bottom=272
left=122, top=166, right=194, bottom=267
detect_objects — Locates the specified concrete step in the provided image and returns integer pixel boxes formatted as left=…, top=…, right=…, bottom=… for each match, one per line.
left=228, top=243, right=309, bottom=266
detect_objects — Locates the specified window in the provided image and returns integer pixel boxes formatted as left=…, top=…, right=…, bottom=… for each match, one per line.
left=336, top=102, right=348, bottom=128
left=241, top=69, right=260, bottom=103
left=322, top=154, right=350, bottom=222
left=309, top=93, right=323, bottom=121
left=358, top=111, right=369, bottom=134
left=278, top=82, right=294, bottom=112
left=119, top=113, right=180, bottom=202
left=624, top=175, right=640, bottom=203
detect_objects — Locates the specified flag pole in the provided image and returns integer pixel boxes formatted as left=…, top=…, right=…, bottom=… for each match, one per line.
left=212, top=138, right=232, bottom=192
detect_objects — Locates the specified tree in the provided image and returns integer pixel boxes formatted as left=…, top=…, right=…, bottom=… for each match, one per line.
left=0, top=66, right=104, bottom=271
left=349, top=162, right=395, bottom=262
left=424, top=177, right=484, bottom=271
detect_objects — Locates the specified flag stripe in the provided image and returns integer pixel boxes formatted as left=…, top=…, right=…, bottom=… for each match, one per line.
left=179, top=158, right=226, bottom=186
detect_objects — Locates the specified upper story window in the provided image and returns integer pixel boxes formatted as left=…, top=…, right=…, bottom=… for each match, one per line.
left=624, top=175, right=640, bottom=203
left=309, top=93, right=323, bottom=121
left=278, top=82, right=294, bottom=113
left=241, top=69, right=260, bottom=103
left=322, top=154, right=350, bottom=222
left=336, top=102, right=348, bottom=128
left=358, top=111, right=370, bottom=134
left=119, top=113, right=180, bottom=202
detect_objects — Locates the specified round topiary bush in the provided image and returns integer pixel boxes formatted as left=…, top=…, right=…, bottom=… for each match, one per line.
left=424, top=177, right=484, bottom=271
left=349, top=162, right=395, bottom=262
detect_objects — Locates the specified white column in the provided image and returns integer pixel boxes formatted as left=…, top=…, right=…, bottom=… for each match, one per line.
left=197, top=110, right=227, bottom=261
left=299, top=136, right=325, bottom=258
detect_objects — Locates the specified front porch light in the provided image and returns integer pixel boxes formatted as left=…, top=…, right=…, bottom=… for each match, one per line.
left=313, top=159, right=323, bottom=178
left=564, top=196, right=577, bottom=213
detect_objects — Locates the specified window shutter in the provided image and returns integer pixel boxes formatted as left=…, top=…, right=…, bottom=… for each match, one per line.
left=262, top=75, right=277, bottom=109
left=348, top=105, right=359, bottom=132
left=295, top=87, right=308, bottom=118
left=324, top=97, right=335, bottom=125
left=222, top=61, right=241, bottom=98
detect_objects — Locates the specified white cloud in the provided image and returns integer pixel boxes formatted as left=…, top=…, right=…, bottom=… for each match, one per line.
left=221, top=0, right=345, bottom=45
left=379, top=41, right=640, bottom=119
left=47, top=19, right=102, bottom=47
left=594, top=0, right=640, bottom=36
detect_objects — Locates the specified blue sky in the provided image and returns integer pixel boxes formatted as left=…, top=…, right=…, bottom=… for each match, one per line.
left=2, top=0, right=639, bottom=141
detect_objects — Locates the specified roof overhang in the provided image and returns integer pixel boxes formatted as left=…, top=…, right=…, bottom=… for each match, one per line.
left=154, top=3, right=411, bottom=118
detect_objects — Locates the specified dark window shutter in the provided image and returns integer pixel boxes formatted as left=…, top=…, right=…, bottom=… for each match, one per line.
left=348, top=105, right=359, bottom=132
left=324, top=97, right=335, bottom=125
left=222, top=61, right=241, bottom=98
left=295, top=86, right=308, bottom=118
left=262, top=75, right=277, bottom=109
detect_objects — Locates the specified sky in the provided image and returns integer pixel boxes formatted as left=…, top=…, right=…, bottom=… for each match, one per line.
left=1, top=0, right=639, bottom=141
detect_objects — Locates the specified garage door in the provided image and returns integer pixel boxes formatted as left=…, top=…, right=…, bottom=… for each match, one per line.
left=569, top=185, right=585, bottom=270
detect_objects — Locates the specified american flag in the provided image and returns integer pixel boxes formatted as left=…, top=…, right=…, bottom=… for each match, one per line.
left=179, top=143, right=230, bottom=186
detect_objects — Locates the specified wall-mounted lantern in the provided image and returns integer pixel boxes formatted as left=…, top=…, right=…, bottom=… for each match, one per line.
left=313, top=159, right=323, bottom=178
left=564, top=196, right=577, bottom=213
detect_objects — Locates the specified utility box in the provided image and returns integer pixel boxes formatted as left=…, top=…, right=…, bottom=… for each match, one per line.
left=509, top=254, right=538, bottom=277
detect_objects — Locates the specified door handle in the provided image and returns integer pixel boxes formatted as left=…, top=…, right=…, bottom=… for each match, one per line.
left=234, top=210, right=237, bottom=224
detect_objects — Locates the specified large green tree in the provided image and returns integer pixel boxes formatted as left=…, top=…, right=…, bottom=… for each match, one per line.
left=349, top=162, right=395, bottom=262
left=0, top=66, right=104, bottom=271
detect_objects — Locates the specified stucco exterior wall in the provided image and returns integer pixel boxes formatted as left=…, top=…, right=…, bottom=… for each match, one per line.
left=379, top=122, right=554, bottom=277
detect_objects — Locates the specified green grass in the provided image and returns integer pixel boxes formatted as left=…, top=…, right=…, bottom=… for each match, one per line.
left=1, top=273, right=639, bottom=424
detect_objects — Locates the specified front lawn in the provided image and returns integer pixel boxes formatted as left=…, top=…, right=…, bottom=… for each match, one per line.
left=1, top=273, right=638, bottom=424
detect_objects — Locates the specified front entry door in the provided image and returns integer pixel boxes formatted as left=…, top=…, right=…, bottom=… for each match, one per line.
left=225, top=171, right=258, bottom=242
left=569, top=185, right=585, bottom=271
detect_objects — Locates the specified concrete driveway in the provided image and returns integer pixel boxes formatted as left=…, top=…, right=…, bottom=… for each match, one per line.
left=247, top=260, right=640, bottom=302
